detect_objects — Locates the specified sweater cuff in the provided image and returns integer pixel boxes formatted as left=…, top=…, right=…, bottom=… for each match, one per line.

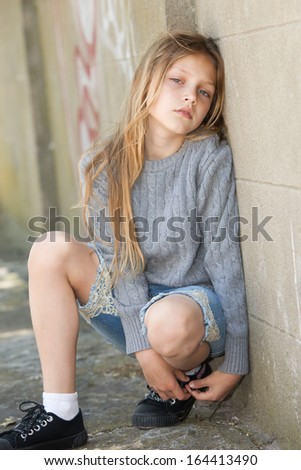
left=114, top=300, right=151, bottom=354
left=217, top=335, right=249, bottom=375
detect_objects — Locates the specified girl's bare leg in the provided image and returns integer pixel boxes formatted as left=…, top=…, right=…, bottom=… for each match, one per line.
left=28, top=231, right=99, bottom=393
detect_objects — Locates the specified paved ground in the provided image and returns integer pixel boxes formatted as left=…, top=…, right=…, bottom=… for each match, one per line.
left=0, top=248, right=280, bottom=450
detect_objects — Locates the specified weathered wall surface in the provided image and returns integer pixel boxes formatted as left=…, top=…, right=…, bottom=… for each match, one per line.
left=0, top=0, right=300, bottom=449
left=0, top=0, right=43, bottom=234
left=196, top=0, right=301, bottom=449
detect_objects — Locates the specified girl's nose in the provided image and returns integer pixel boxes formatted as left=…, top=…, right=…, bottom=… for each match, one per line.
left=184, top=90, right=197, bottom=105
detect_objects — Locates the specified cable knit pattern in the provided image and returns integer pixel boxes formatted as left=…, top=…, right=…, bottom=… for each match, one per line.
left=80, top=135, right=249, bottom=375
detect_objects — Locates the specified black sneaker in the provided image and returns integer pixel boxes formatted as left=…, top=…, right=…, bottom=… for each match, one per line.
left=132, top=362, right=212, bottom=429
left=0, top=401, right=88, bottom=450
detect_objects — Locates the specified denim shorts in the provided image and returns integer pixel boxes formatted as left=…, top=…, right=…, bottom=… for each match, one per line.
left=77, top=246, right=226, bottom=358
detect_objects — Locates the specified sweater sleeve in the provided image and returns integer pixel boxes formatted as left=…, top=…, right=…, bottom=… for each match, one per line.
left=79, top=152, right=151, bottom=354
left=198, top=143, right=249, bottom=375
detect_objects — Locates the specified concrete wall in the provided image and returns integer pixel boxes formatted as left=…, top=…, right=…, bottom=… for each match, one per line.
left=0, top=0, right=300, bottom=449
left=196, top=0, right=301, bottom=449
left=0, top=0, right=43, bottom=240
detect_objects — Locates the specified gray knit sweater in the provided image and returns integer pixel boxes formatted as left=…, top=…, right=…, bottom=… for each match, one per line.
left=81, top=135, right=249, bottom=375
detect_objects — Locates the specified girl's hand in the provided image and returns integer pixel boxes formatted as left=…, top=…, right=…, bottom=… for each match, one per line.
left=185, top=370, right=243, bottom=402
left=135, top=349, right=190, bottom=401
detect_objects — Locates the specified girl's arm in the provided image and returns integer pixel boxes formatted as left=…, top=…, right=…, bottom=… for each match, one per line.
left=183, top=143, right=248, bottom=402
left=198, top=144, right=249, bottom=376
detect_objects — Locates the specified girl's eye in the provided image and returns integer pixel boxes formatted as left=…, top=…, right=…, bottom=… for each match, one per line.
left=170, top=77, right=182, bottom=84
left=198, top=89, right=210, bottom=98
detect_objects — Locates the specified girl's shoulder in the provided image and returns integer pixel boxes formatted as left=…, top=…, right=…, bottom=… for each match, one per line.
left=188, top=134, right=232, bottom=169
left=79, top=145, right=102, bottom=172
left=186, top=135, right=233, bottom=187
left=188, top=134, right=230, bottom=157
left=78, top=144, right=108, bottom=197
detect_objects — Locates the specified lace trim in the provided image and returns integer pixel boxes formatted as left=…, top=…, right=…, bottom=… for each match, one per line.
left=77, top=260, right=118, bottom=323
left=187, top=290, right=221, bottom=342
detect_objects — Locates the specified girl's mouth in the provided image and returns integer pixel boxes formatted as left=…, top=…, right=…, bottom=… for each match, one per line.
left=174, top=108, right=193, bottom=120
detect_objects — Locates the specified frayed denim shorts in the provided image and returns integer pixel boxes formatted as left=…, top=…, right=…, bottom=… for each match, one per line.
left=77, top=246, right=226, bottom=358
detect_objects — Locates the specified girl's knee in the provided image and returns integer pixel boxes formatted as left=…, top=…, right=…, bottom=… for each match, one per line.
left=28, top=231, right=74, bottom=270
left=146, top=295, right=204, bottom=358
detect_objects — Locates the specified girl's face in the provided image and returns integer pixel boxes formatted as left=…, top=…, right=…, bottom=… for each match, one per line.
left=147, top=53, right=216, bottom=143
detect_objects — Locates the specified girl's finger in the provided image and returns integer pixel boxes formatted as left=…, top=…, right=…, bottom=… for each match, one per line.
left=185, top=384, right=212, bottom=400
left=188, top=377, right=210, bottom=389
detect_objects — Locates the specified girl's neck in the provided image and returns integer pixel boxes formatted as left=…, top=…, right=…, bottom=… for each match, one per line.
left=144, top=132, right=185, bottom=161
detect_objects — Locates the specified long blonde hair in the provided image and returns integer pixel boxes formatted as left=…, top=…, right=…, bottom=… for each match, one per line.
left=80, top=31, right=226, bottom=284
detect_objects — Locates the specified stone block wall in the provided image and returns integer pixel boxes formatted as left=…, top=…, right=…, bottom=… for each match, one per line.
left=196, top=0, right=301, bottom=448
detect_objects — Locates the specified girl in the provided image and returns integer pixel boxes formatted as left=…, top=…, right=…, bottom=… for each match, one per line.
left=0, top=32, right=248, bottom=449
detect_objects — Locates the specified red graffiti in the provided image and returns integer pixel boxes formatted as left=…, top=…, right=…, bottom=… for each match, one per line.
left=74, top=1, right=100, bottom=151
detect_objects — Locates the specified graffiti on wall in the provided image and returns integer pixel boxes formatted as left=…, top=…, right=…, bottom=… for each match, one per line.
left=52, top=0, right=136, bottom=177
left=73, top=0, right=100, bottom=153
left=52, top=0, right=100, bottom=173
left=98, top=0, right=136, bottom=82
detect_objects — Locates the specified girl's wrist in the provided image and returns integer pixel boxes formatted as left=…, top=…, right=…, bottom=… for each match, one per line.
left=135, top=348, right=154, bottom=364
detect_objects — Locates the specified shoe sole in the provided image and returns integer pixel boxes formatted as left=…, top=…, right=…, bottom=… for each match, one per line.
left=19, top=430, right=88, bottom=450
left=132, top=397, right=196, bottom=429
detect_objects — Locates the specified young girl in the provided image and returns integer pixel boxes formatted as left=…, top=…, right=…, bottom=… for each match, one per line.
left=0, top=32, right=248, bottom=449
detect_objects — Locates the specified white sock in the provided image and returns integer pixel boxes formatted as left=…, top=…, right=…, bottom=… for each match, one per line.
left=43, top=392, right=79, bottom=421
left=185, top=365, right=202, bottom=376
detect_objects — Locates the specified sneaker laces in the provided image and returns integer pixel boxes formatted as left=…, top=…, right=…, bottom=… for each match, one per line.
left=144, top=363, right=207, bottom=406
left=14, top=401, right=53, bottom=440
left=145, top=386, right=176, bottom=405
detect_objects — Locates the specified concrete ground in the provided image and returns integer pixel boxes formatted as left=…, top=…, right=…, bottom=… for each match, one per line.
left=0, top=248, right=280, bottom=450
